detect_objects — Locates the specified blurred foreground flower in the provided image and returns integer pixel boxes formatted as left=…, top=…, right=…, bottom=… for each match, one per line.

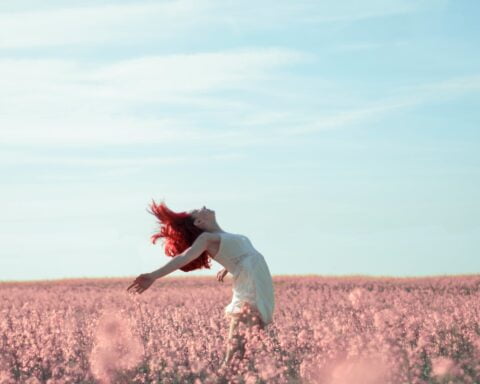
left=89, top=308, right=143, bottom=384
left=431, top=356, right=456, bottom=377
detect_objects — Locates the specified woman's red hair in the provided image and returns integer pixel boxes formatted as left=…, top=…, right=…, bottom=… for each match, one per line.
left=147, top=199, right=212, bottom=272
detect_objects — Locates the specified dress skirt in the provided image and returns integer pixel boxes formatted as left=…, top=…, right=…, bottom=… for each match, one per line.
left=224, top=252, right=275, bottom=326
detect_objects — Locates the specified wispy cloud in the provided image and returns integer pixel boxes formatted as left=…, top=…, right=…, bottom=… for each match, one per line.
left=0, top=48, right=308, bottom=146
left=333, top=41, right=409, bottom=53
left=0, top=1, right=468, bottom=153
left=87, top=48, right=309, bottom=95
left=0, top=0, right=444, bottom=49
left=279, top=74, right=480, bottom=135
left=0, top=149, right=245, bottom=167
left=0, top=1, right=209, bottom=49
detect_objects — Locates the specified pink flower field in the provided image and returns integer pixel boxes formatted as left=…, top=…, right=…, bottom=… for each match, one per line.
left=1, top=275, right=479, bottom=384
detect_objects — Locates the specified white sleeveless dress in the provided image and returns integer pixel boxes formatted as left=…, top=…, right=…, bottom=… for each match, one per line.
left=213, top=232, right=275, bottom=326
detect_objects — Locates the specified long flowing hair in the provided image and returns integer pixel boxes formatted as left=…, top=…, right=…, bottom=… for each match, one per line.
left=147, top=199, right=212, bottom=272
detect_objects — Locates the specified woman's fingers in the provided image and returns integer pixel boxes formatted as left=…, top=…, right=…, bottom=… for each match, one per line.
left=129, top=274, right=155, bottom=294
left=127, top=282, right=136, bottom=292
left=127, top=277, right=146, bottom=293
left=129, top=284, right=143, bottom=294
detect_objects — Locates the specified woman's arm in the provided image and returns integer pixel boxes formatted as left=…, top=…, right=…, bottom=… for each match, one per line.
left=150, top=232, right=210, bottom=280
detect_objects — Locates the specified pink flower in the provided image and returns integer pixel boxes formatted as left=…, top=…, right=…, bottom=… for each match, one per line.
left=327, top=355, right=389, bottom=384
left=431, top=357, right=455, bottom=377
left=89, top=309, right=143, bottom=384
left=298, top=330, right=309, bottom=343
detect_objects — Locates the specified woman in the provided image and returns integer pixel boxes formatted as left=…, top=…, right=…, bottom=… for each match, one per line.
left=127, top=200, right=275, bottom=366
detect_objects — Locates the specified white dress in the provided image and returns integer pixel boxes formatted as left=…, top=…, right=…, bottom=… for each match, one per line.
left=213, top=232, right=275, bottom=326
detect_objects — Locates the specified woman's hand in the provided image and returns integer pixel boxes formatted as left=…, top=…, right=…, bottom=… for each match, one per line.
left=127, top=273, right=156, bottom=294
left=217, top=268, right=228, bottom=283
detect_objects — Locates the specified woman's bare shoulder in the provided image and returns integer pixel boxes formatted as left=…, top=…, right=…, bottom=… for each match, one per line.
left=204, top=232, right=222, bottom=242
left=201, top=231, right=226, bottom=245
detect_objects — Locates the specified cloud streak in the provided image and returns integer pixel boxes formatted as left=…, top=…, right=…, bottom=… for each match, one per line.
left=0, top=0, right=443, bottom=49
left=0, top=1, right=209, bottom=49
left=279, top=74, right=480, bottom=135
left=0, top=48, right=308, bottom=146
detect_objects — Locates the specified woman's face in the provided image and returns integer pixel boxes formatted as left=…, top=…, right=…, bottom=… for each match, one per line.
left=190, top=206, right=215, bottom=228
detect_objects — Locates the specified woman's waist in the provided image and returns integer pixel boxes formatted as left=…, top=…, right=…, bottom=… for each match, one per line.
left=220, top=251, right=257, bottom=270
left=231, top=252, right=263, bottom=273
left=235, top=251, right=261, bottom=263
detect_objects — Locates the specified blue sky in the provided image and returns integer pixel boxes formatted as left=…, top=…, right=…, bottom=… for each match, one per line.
left=1, top=0, right=479, bottom=281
